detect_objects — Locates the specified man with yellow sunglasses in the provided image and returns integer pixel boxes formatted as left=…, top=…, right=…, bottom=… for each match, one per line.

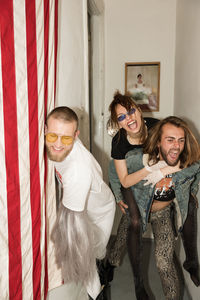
left=45, top=106, right=115, bottom=300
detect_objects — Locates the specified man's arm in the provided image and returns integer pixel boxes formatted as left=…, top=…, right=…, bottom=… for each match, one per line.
left=108, top=159, right=124, bottom=203
left=191, top=168, right=200, bottom=198
left=109, top=148, right=146, bottom=203
left=172, top=161, right=200, bottom=187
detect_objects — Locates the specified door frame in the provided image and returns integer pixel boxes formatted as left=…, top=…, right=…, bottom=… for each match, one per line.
left=87, top=0, right=105, bottom=169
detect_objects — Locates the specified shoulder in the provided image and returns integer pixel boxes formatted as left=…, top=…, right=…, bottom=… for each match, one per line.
left=125, top=148, right=145, bottom=172
left=56, top=142, right=93, bottom=182
left=174, top=161, right=200, bottom=178
left=111, top=129, right=129, bottom=159
left=111, top=129, right=124, bottom=145
left=74, top=138, right=102, bottom=177
left=125, top=147, right=144, bottom=160
left=73, top=139, right=92, bottom=162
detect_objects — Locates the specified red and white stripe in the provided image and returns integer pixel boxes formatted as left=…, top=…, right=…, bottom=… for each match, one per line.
left=0, top=1, right=62, bottom=299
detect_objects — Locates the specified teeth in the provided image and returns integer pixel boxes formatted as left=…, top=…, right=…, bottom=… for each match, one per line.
left=171, top=151, right=178, bottom=155
left=53, top=147, right=63, bottom=151
left=128, top=120, right=135, bottom=125
left=169, top=151, right=179, bottom=159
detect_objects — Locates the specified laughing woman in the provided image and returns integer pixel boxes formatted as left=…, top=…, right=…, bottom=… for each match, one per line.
left=101, top=91, right=178, bottom=299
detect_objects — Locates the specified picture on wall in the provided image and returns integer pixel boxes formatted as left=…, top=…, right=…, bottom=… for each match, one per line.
left=125, top=62, right=160, bottom=112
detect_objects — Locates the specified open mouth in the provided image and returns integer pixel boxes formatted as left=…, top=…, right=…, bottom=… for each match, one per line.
left=168, top=150, right=179, bottom=161
left=52, top=146, right=64, bottom=153
left=127, top=120, right=137, bottom=130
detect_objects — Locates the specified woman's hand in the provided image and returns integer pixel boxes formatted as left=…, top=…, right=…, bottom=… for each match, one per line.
left=161, top=162, right=181, bottom=177
left=143, top=170, right=164, bottom=187
left=144, top=161, right=181, bottom=187
left=118, top=200, right=128, bottom=214
left=145, top=160, right=168, bottom=172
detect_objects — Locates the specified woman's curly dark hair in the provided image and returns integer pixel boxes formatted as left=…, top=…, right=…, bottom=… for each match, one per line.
left=108, top=90, right=147, bottom=144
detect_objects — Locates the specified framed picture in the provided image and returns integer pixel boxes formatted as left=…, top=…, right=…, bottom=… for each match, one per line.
left=125, top=62, right=160, bottom=112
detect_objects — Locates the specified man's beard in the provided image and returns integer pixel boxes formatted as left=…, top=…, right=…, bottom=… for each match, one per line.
left=46, top=145, right=70, bottom=162
left=159, top=146, right=181, bottom=166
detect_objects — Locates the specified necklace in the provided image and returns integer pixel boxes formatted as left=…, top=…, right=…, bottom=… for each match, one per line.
left=127, top=134, right=140, bottom=145
left=126, top=123, right=148, bottom=145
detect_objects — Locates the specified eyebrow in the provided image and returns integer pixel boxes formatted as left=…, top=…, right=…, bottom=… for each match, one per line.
left=165, top=136, right=185, bottom=140
left=117, top=112, right=126, bottom=117
left=117, top=108, right=135, bottom=115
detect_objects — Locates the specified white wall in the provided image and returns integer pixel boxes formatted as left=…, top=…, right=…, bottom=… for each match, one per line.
left=175, top=1, right=200, bottom=299
left=174, top=0, right=200, bottom=140
left=103, top=0, right=177, bottom=169
left=56, top=0, right=87, bottom=108
left=102, top=0, right=177, bottom=235
left=56, top=0, right=90, bottom=149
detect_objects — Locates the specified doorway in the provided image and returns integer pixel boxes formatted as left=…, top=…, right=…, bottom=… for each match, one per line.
left=87, top=0, right=105, bottom=169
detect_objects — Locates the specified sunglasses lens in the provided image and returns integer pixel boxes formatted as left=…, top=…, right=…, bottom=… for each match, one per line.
left=46, top=133, right=58, bottom=142
left=61, top=136, right=73, bottom=145
left=117, top=107, right=136, bottom=122
left=129, top=108, right=136, bottom=115
left=117, top=114, right=126, bottom=122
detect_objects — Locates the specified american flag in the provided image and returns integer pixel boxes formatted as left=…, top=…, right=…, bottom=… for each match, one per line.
left=0, top=0, right=62, bottom=299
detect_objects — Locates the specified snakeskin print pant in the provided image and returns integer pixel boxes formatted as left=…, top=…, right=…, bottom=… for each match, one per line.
left=150, top=205, right=180, bottom=300
left=108, top=205, right=180, bottom=299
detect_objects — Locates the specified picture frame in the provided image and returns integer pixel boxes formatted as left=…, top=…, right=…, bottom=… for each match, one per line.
left=125, top=62, right=160, bottom=112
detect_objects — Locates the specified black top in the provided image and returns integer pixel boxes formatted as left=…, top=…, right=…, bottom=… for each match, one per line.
left=153, top=174, right=176, bottom=202
left=111, top=117, right=159, bottom=159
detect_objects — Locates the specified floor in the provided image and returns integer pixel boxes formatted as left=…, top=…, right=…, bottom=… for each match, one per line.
left=110, top=238, right=192, bottom=300
left=47, top=238, right=193, bottom=300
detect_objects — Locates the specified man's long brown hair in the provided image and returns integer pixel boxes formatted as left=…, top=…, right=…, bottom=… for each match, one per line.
left=144, top=116, right=200, bottom=168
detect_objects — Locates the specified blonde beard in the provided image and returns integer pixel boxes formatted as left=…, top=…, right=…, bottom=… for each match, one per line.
left=46, top=145, right=70, bottom=162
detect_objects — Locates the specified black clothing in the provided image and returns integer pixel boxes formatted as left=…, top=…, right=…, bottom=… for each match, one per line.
left=153, top=174, right=176, bottom=202
left=111, top=117, right=159, bottom=159
left=110, top=117, right=158, bottom=300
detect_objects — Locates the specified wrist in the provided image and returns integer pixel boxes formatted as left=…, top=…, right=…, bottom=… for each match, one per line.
left=145, top=165, right=152, bottom=173
left=160, top=167, right=169, bottom=177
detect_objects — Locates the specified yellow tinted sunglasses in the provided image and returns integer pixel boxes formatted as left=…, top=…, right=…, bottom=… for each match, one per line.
left=46, top=133, right=74, bottom=145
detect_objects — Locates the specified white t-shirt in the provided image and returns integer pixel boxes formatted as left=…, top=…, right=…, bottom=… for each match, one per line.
left=54, top=138, right=115, bottom=228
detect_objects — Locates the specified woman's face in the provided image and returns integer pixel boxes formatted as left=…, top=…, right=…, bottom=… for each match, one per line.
left=115, top=104, right=142, bottom=135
